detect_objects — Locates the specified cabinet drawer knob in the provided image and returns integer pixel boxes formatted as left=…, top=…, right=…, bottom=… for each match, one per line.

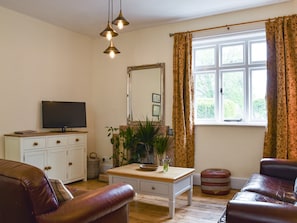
left=152, top=186, right=155, bottom=190
left=56, top=140, right=61, bottom=144
left=48, top=166, right=52, bottom=170
left=69, top=162, right=73, bottom=166
left=75, top=138, right=79, bottom=142
left=33, top=142, right=38, bottom=146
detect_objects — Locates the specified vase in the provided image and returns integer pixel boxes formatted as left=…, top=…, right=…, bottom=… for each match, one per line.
left=156, top=153, right=166, bottom=166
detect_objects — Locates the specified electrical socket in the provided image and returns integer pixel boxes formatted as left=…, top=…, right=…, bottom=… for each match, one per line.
left=102, top=156, right=110, bottom=163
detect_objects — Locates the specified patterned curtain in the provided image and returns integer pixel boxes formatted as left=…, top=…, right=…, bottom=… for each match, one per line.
left=263, top=15, right=297, bottom=159
left=172, top=32, right=195, bottom=167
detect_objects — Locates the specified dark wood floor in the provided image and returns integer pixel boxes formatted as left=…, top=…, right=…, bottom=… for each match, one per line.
left=69, top=179, right=237, bottom=223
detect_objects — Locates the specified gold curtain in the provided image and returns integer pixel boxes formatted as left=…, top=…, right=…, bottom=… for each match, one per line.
left=172, top=32, right=195, bottom=167
left=263, top=15, right=297, bottom=159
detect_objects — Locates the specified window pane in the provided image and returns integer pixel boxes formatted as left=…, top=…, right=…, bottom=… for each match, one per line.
left=251, top=69, right=267, bottom=120
left=194, top=47, right=215, bottom=67
left=221, top=44, right=244, bottom=65
left=195, top=72, right=215, bottom=119
left=193, top=30, right=267, bottom=124
left=251, top=41, right=266, bottom=63
left=222, top=71, right=244, bottom=120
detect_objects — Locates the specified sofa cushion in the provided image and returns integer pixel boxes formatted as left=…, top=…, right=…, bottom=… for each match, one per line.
left=233, top=191, right=295, bottom=206
left=241, top=173, right=296, bottom=203
left=49, top=179, right=73, bottom=203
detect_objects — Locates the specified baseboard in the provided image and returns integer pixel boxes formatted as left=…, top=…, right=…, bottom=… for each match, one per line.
left=193, top=173, right=247, bottom=190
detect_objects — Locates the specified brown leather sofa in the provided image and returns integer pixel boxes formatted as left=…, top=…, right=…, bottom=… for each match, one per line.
left=226, top=158, right=297, bottom=223
left=0, top=159, right=135, bottom=223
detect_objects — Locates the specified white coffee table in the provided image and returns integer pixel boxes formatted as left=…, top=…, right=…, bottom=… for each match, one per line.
left=107, top=163, right=195, bottom=218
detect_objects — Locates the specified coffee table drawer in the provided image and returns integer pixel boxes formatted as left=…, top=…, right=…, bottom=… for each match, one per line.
left=140, top=181, right=169, bottom=196
left=111, top=177, right=139, bottom=191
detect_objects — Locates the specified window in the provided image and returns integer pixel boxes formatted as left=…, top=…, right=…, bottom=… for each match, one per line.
left=193, top=30, right=267, bottom=124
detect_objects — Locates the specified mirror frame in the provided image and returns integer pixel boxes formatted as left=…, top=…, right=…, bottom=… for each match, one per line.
left=127, top=63, right=165, bottom=125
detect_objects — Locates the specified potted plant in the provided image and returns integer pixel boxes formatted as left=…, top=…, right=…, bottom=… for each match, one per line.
left=153, top=135, right=171, bottom=166
left=135, top=119, right=159, bottom=163
left=106, top=126, right=137, bottom=166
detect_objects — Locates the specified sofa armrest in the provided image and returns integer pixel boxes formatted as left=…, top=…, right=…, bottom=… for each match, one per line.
left=260, top=158, right=297, bottom=181
left=226, top=200, right=297, bottom=223
left=36, top=183, right=135, bottom=223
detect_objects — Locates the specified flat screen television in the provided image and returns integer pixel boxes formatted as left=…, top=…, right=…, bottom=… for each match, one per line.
left=42, top=101, right=87, bottom=132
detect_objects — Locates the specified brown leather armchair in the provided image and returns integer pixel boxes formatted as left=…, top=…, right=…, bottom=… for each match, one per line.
left=0, top=159, right=135, bottom=223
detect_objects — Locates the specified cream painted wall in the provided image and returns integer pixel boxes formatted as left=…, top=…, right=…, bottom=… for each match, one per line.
left=92, top=0, right=297, bottom=178
left=0, top=7, right=95, bottom=158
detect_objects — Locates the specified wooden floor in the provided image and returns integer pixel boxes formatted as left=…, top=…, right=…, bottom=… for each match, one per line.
left=68, top=179, right=237, bottom=223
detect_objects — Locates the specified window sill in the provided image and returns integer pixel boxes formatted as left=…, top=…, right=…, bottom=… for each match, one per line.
left=195, top=122, right=266, bottom=127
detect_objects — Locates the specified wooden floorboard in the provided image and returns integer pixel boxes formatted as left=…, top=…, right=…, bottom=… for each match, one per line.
left=68, top=179, right=237, bottom=223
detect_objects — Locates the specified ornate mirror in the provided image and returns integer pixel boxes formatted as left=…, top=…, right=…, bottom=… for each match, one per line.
left=127, top=63, right=165, bottom=125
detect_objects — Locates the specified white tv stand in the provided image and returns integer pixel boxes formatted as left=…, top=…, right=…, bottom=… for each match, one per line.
left=4, top=131, right=87, bottom=184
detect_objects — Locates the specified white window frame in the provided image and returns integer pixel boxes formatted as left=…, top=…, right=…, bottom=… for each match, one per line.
left=193, top=29, right=267, bottom=126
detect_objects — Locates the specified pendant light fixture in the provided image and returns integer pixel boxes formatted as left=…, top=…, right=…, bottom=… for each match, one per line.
left=100, top=0, right=118, bottom=40
left=103, top=40, right=120, bottom=59
left=100, top=0, right=129, bottom=58
left=112, top=0, right=129, bottom=30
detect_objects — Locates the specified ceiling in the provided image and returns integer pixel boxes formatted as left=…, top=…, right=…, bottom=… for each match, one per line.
left=0, top=0, right=290, bottom=37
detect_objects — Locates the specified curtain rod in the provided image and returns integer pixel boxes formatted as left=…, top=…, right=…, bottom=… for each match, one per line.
left=169, top=18, right=270, bottom=37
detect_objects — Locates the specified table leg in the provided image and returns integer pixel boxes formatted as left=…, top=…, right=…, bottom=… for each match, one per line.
left=169, top=198, right=175, bottom=218
left=187, top=187, right=193, bottom=206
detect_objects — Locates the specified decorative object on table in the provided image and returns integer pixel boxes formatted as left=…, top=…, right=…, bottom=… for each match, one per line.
left=139, top=164, right=158, bottom=171
left=153, top=134, right=171, bottom=166
left=135, top=119, right=159, bottom=164
left=163, top=156, right=170, bottom=172
left=107, top=119, right=174, bottom=166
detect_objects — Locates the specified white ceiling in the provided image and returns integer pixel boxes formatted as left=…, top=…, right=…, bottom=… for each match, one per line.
left=0, top=0, right=290, bottom=37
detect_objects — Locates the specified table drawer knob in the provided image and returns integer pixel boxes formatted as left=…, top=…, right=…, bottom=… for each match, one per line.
left=152, top=186, right=155, bottom=190
left=56, top=140, right=61, bottom=144
left=75, top=138, right=79, bottom=142
left=33, top=142, right=38, bottom=146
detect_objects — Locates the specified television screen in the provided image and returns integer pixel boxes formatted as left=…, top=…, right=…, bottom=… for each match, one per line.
left=42, top=101, right=86, bottom=132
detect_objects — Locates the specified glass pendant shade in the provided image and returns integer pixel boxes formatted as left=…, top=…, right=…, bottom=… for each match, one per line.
left=112, top=10, right=129, bottom=30
left=103, top=40, right=120, bottom=58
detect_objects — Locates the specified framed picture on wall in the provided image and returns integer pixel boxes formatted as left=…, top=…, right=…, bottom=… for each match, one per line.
left=152, top=104, right=160, bottom=117
left=152, top=93, right=161, bottom=103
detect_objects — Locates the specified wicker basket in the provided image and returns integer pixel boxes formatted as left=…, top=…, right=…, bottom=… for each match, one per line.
left=87, top=152, right=100, bottom=179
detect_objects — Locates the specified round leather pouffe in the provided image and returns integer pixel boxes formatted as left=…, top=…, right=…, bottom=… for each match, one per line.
left=201, top=168, right=231, bottom=195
